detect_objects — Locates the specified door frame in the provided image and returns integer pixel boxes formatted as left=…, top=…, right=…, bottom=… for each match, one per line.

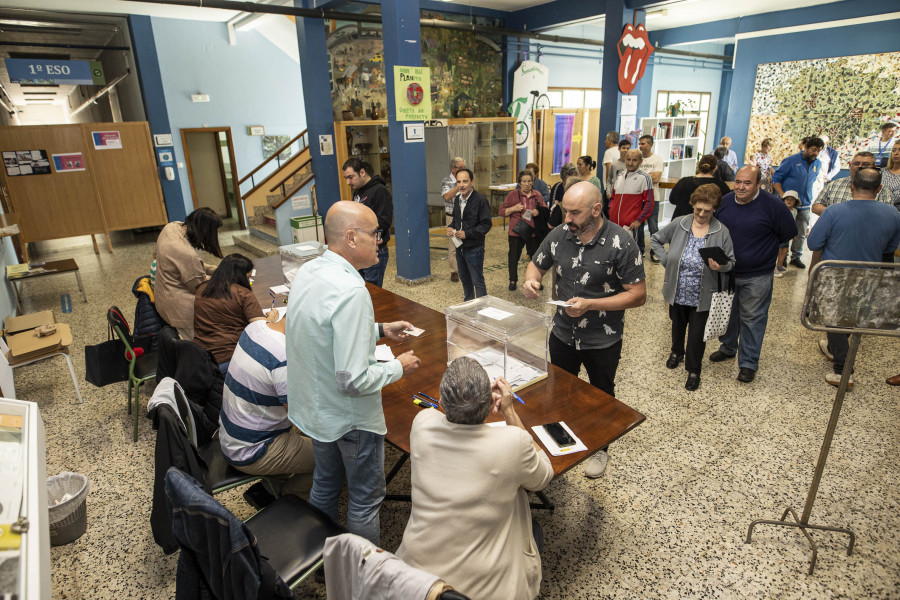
left=180, top=126, right=244, bottom=228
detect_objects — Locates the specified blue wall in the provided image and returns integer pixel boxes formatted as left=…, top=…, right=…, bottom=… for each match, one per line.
left=150, top=17, right=307, bottom=220
left=725, top=17, right=900, bottom=167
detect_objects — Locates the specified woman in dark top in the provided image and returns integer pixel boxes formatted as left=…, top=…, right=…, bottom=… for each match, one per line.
left=714, top=145, right=735, bottom=182
left=548, top=162, right=579, bottom=229
left=193, top=253, right=267, bottom=372
left=668, top=155, right=732, bottom=219
left=500, top=170, right=547, bottom=291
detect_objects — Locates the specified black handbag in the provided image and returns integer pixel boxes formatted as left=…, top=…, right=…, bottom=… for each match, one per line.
left=84, top=323, right=130, bottom=387
left=512, top=218, right=534, bottom=238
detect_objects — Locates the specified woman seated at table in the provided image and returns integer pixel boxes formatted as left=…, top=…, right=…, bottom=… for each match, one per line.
left=155, top=207, right=223, bottom=340
left=397, top=357, right=553, bottom=600
left=667, top=155, right=732, bottom=219
left=501, top=169, right=547, bottom=291
left=650, top=184, right=735, bottom=392
left=193, top=253, right=267, bottom=372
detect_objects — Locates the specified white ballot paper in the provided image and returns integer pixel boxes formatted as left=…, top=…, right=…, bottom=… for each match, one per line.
left=478, top=307, right=513, bottom=320
left=403, top=326, right=424, bottom=337
left=374, top=344, right=395, bottom=362
left=547, top=300, right=574, bottom=307
left=269, top=284, right=290, bottom=295
left=450, top=233, right=462, bottom=249
left=531, top=422, right=587, bottom=456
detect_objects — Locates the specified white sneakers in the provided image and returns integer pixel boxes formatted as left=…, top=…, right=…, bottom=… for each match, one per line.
left=817, top=339, right=833, bottom=361
left=825, top=372, right=854, bottom=389
left=584, top=450, right=609, bottom=478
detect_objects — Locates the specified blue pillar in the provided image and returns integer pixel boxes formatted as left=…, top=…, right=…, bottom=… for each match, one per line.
left=382, top=0, right=431, bottom=282
left=713, top=43, right=735, bottom=156
left=128, top=15, right=186, bottom=222
left=294, top=2, right=340, bottom=220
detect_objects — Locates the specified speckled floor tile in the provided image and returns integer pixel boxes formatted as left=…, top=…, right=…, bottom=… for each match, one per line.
left=14, top=223, right=900, bottom=599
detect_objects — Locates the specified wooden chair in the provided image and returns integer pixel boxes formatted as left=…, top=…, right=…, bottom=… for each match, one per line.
left=107, top=306, right=157, bottom=441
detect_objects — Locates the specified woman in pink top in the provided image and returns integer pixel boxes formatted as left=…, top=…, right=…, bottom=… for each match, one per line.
left=500, top=170, right=547, bottom=291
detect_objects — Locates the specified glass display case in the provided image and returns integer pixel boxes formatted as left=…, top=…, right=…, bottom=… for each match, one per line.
left=334, top=120, right=392, bottom=201
left=445, top=295, right=550, bottom=391
left=473, top=119, right=516, bottom=192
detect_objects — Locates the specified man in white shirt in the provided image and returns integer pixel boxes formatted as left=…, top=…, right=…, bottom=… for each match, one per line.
left=601, top=131, right=620, bottom=200
left=440, top=157, right=466, bottom=282
left=638, top=134, right=665, bottom=262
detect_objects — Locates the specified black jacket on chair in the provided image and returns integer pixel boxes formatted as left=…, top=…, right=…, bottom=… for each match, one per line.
left=132, top=275, right=168, bottom=352
left=449, top=190, right=493, bottom=251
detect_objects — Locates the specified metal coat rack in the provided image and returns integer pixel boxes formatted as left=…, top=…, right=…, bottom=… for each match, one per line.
left=745, top=260, right=900, bottom=575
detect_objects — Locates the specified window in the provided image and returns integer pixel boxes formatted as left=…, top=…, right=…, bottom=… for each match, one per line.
left=547, top=87, right=601, bottom=110
left=655, top=91, right=712, bottom=154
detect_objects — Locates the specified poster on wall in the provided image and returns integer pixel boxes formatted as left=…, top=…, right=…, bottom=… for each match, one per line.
left=92, top=131, right=122, bottom=150
left=509, top=61, right=550, bottom=149
left=747, top=52, right=900, bottom=168
left=3, top=150, right=51, bottom=176
left=52, top=153, right=86, bottom=172
left=393, top=66, right=432, bottom=122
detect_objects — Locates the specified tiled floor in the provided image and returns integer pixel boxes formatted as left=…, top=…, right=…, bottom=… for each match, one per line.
left=18, top=222, right=900, bottom=599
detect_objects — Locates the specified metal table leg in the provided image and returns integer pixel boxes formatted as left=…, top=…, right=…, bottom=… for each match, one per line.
left=75, top=270, right=87, bottom=303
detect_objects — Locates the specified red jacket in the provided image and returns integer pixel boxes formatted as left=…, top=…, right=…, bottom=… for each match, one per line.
left=610, top=170, right=655, bottom=227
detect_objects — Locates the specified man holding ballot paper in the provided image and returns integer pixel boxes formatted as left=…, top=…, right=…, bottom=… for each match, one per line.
left=522, top=181, right=646, bottom=478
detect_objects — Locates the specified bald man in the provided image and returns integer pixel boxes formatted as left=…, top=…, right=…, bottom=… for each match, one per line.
left=286, top=201, right=421, bottom=545
left=609, top=149, right=655, bottom=235
left=523, top=181, right=646, bottom=478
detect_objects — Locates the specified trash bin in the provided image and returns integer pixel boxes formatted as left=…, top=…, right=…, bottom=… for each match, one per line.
left=47, top=472, right=89, bottom=546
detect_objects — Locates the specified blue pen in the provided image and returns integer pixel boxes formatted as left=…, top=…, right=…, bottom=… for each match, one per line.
left=512, top=391, right=525, bottom=405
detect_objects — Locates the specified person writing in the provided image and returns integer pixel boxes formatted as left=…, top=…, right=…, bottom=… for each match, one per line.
left=397, top=358, right=552, bottom=600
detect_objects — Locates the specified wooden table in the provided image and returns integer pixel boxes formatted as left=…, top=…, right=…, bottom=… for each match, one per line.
left=8, top=259, right=86, bottom=313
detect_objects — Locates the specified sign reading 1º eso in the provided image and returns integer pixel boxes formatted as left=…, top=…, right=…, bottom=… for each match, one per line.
left=4, top=58, right=106, bottom=86
left=393, top=66, right=431, bottom=122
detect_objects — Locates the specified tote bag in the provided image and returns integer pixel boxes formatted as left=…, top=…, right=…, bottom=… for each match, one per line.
left=84, top=323, right=130, bottom=387
left=703, top=273, right=735, bottom=342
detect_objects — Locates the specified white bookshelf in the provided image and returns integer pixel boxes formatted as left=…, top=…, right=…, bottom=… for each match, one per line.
left=640, top=116, right=701, bottom=224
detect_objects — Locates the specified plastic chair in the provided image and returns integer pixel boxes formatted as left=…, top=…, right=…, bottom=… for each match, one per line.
left=0, top=336, right=83, bottom=403
left=107, top=306, right=157, bottom=441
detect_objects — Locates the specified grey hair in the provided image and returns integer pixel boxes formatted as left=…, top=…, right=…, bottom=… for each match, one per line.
left=606, top=131, right=619, bottom=144
left=440, top=357, right=492, bottom=425
left=559, top=162, right=578, bottom=183
left=450, top=156, right=465, bottom=168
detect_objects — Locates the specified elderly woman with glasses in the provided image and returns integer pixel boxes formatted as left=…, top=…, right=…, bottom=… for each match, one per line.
left=397, top=357, right=552, bottom=600
left=651, top=184, right=735, bottom=391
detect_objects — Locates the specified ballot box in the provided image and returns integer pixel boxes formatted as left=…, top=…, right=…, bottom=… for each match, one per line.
left=445, top=296, right=551, bottom=391
left=279, top=241, right=326, bottom=286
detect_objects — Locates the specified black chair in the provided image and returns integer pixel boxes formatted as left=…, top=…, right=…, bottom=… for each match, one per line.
left=165, top=467, right=347, bottom=596
left=107, top=306, right=158, bottom=441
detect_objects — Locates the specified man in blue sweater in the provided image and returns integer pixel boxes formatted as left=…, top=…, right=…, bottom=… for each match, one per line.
left=772, top=136, right=824, bottom=269
left=711, top=166, right=798, bottom=383
left=807, top=168, right=900, bottom=389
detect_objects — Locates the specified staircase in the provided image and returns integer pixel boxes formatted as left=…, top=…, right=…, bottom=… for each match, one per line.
left=235, top=130, right=315, bottom=257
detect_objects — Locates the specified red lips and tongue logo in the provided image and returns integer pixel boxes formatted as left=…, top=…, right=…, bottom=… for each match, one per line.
left=617, top=23, right=653, bottom=94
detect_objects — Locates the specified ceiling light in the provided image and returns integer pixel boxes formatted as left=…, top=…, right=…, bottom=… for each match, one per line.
left=647, top=9, right=668, bottom=19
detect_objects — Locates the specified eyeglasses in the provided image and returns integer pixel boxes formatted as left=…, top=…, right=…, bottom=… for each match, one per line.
left=351, top=228, right=383, bottom=242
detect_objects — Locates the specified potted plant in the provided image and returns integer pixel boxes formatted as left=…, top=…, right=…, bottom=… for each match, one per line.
left=666, top=98, right=696, bottom=117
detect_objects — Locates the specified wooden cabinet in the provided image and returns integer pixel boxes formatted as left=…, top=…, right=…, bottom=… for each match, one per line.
left=334, top=120, right=392, bottom=201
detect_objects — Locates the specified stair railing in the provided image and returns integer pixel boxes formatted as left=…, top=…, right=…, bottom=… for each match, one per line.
left=238, top=129, right=309, bottom=193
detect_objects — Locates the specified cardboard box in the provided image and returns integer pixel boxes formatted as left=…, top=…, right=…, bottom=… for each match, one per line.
left=6, top=324, right=72, bottom=364
left=4, top=310, right=55, bottom=335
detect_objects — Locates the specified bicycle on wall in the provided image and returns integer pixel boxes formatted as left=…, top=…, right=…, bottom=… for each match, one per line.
left=509, top=89, right=551, bottom=146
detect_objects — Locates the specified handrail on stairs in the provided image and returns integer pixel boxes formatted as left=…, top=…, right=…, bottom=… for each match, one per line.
left=269, top=158, right=313, bottom=206
left=238, top=129, right=308, bottom=190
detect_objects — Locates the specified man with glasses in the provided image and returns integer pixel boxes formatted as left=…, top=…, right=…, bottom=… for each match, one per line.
left=447, top=167, right=492, bottom=300
left=812, top=151, right=894, bottom=215
left=286, top=201, right=421, bottom=544
left=342, top=157, right=393, bottom=287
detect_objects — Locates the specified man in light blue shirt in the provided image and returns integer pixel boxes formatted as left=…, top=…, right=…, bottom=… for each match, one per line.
left=772, top=136, right=824, bottom=269
left=286, top=201, right=421, bottom=544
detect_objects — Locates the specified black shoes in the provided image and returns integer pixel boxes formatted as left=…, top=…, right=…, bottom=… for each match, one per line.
left=709, top=351, right=734, bottom=362
left=650, top=253, right=660, bottom=264
left=508, top=281, right=517, bottom=291
left=665, top=353, right=683, bottom=369
left=685, top=373, right=700, bottom=391
left=737, top=367, right=756, bottom=383
left=789, top=258, right=806, bottom=269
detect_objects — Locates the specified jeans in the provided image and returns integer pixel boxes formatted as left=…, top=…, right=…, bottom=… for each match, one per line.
left=549, top=333, right=622, bottom=397
left=790, top=209, right=811, bottom=261
left=637, top=201, right=660, bottom=256
left=717, top=272, right=774, bottom=371
left=456, top=245, right=487, bottom=301
left=507, top=235, right=540, bottom=282
left=669, top=303, right=709, bottom=375
left=359, top=247, right=389, bottom=287
left=310, top=430, right=385, bottom=545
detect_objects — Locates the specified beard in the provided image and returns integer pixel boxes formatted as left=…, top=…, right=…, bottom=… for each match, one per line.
left=568, top=212, right=598, bottom=235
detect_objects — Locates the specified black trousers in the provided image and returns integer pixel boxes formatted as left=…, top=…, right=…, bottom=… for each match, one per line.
left=508, top=235, right=540, bottom=283
left=669, top=303, right=710, bottom=375
left=825, top=332, right=853, bottom=375
left=549, top=334, right=622, bottom=398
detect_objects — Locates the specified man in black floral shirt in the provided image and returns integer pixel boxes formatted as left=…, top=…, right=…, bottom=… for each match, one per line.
left=523, top=181, right=646, bottom=478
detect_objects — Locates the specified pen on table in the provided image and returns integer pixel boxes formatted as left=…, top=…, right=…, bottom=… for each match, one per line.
left=413, top=393, right=436, bottom=407
left=412, top=397, right=435, bottom=409
left=415, top=391, right=438, bottom=404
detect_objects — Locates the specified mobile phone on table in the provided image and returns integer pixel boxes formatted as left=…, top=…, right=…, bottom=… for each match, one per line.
left=543, top=422, right=575, bottom=448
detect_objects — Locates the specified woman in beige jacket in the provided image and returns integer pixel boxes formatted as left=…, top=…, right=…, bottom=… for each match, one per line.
left=154, top=207, right=223, bottom=339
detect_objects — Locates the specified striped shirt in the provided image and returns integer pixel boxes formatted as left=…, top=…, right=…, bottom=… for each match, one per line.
left=219, top=320, right=291, bottom=466
left=812, top=176, right=894, bottom=209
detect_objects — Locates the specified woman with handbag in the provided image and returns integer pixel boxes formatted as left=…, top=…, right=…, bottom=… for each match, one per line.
left=650, top=184, right=735, bottom=391
left=501, top=169, right=547, bottom=291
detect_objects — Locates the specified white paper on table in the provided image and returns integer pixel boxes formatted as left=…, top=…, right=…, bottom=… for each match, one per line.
left=266, top=306, right=287, bottom=320
left=251, top=269, right=256, bottom=277
left=478, top=307, right=513, bottom=320
left=297, top=245, right=315, bottom=252
left=531, top=422, right=587, bottom=456
left=450, top=234, right=462, bottom=249
left=547, top=300, right=573, bottom=307
left=374, top=344, right=394, bottom=362
left=269, top=284, right=290, bottom=295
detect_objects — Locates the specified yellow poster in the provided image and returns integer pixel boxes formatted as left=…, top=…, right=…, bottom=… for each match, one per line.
left=393, top=65, right=431, bottom=122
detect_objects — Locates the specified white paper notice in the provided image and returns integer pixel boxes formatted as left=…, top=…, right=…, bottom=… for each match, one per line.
left=477, top=307, right=513, bottom=320
left=531, top=422, right=587, bottom=456
left=374, top=344, right=394, bottom=362
left=269, top=284, right=290, bottom=295
left=291, top=194, right=311, bottom=211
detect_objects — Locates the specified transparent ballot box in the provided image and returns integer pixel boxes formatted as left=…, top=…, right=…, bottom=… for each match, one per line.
left=279, top=241, right=326, bottom=286
left=445, top=296, right=551, bottom=391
